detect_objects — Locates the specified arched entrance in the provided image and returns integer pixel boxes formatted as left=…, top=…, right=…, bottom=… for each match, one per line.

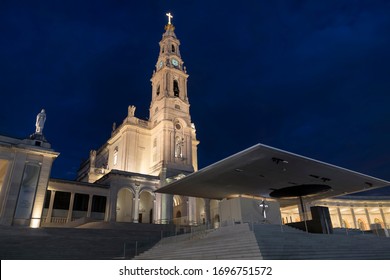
left=116, top=188, right=133, bottom=222
left=173, top=195, right=187, bottom=224
left=374, top=218, right=384, bottom=229
left=358, top=219, right=367, bottom=230
left=139, top=190, right=154, bottom=223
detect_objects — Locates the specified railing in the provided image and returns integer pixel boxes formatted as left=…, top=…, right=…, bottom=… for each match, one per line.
left=46, top=217, right=67, bottom=224
left=334, top=221, right=390, bottom=238
left=138, top=119, right=149, bottom=128
left=41, top=217, right=67, bottom=224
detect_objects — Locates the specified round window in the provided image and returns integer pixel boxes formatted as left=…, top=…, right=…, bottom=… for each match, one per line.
left=175, top=123, right=181, bottom=130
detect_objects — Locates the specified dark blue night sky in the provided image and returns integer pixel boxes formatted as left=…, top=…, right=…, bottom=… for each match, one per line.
left=0, top=1, right=389, bottom=187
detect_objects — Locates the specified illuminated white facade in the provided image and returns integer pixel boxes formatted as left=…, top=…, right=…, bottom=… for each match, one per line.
left=73, top=19, right=200, bottom=224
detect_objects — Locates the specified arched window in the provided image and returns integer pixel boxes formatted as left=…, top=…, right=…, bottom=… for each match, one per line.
left=358, top=219, right=367, bottom=230
left=156, top=85, right=160, bottom=96
left=342, top=219, right=350, bottom=228
left=374, top=218, right=384, bottom=229
left=161, top=46, right=164, bottom=53
left=172, top=44, right=175, bottom=52
left=173, top=80, right=179, bottom=97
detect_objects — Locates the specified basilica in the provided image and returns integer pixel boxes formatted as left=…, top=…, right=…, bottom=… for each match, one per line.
left=0, top=14, right=389, bottom=234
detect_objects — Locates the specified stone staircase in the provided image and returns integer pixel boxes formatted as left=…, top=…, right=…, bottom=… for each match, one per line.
left=134, top=223, right=262, bottom=259
left=3, top=222, right=389, bottom=260
left=0, top=223, right=173, bottom=260
left=134, top=223, right=390, bottom=260
left=252, top=224, right=390, bottom=259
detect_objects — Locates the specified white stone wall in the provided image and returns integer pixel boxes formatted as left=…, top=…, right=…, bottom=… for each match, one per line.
left=0, top=135, right=58, bottom=227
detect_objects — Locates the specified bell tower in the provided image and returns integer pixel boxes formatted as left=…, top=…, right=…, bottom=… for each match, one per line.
left=149, top=13, right=199, bottom=177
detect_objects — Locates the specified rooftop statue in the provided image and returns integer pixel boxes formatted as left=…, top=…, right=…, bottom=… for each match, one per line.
left=35, top=109, right=46, bottom=135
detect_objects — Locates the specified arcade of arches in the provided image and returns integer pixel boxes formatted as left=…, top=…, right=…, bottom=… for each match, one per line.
left=281, top=197, right=390, bottom=230
left=41, top=179, right=221, bottom=226
left=41, top=178, right=390, bottom=229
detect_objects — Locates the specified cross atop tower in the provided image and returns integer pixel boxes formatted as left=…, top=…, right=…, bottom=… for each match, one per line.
left=166, top=12, right=173, bottom=25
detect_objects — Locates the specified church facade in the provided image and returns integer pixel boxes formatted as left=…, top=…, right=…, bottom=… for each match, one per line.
left=43, top=18, right=210, bottom=227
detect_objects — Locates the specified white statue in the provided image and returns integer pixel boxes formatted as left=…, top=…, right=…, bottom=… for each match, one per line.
left=175, top=136, right=184, bottom=158
left=128, top=105, right=136, bottom=117
left=35, top=109, right=46, bottom=134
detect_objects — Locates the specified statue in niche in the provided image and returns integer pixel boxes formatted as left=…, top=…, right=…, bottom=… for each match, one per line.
left=175, top=136, right=184, bottom=158
left=128, top=105, right=136, bottom=117
left=35, top=109, right=46, bottom=134
left=90, top=150, right=96, bottom=168
left=112, top=122, right=116, bottom=132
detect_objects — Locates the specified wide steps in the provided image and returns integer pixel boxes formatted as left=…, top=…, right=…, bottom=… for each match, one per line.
left=0, top=224, right=165, bottom=259
left=135, top=224, right=262, bottom=260
left=252, top=224, right=390, bottom=260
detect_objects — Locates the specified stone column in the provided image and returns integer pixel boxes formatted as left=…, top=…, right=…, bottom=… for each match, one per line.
left=133, top=187, right=140, bottom=223
left=152, top=195, right=157, bottom=223
left=337, top=207, right=343, bottom=227
left=67, top=192, right=75, bottom=223
left=204, top=198, right=211, bottom=225
left=365, top=207, right=372, bottom=229
left=109, top=190, right=117, bottom=222
left=87, top=194, right=93, bottom=218
left=104, top=195, right=110, bottom=222
left=188, top=197, right=197, bottom=225
left=297, top=197, right=309, bottom=222
left=154, top=193, right=162, bottom=223
left=159, top=168, right=173, bottom=224
left=160, top=194, right=173, bottom=224
left=380, top=207, right=389, bottom=237
left=45, top=190, right=56, bottom=223
left=350, top=207, right=357, bottom=228
left=380, top=207, right=387, bottom=228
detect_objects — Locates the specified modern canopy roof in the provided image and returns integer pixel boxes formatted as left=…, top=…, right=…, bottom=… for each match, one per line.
left=157, top=144, right=390, bottom=206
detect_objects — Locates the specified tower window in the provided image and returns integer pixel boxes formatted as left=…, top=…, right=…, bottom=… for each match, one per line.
left=161, top=47, right=164, bottom=53
left=155, top=107, right=158, bottom=113
left=172, top=45, right=175, bottom=52
left=173, top=80, right=179, bottom=97
left=156, top=85, right=160, bottom=96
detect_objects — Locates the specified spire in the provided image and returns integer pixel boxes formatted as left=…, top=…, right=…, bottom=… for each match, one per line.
left=164, top=12, right=176, bottom=37
left=153, top=12, right=184, bottom=74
